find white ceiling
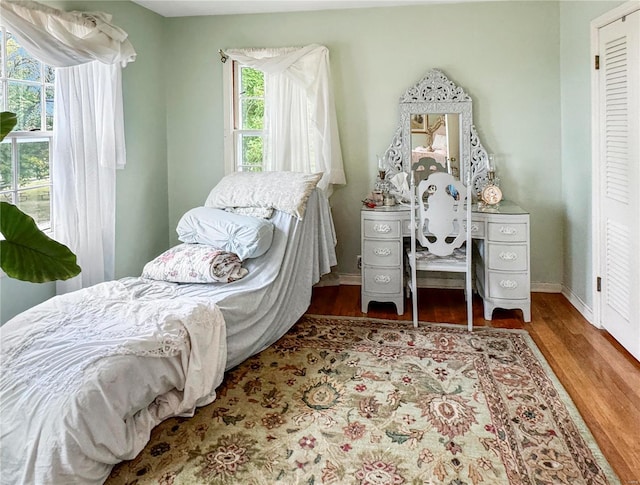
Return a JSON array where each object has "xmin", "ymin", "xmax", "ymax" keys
[{"xmin": 130, "ymin": 0, "xmax": 456, "ymax": 18}]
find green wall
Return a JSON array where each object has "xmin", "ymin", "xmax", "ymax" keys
[
  {"xmin": 165, "ymin": 1, "xmax": 563, "ymax": 286},
  {"xmin": 559, "ymin": 0, "xmax": 625, "ymax": 310},
  {"xmin": 1, "ymin": 1, "xmax": 168, "ymax": 323},
  {"xmin": 2, "ymin": 0, "xmax": 626, "ymax": 323}
]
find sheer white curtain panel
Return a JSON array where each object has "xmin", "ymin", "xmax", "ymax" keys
[
  {"xmin": 0, "ymin": 0, "xmax": 136, "ymax": 67},
  {"xmin": 224, "ymin": 44, "xmax": 346, "ymax": 195},
  {"xmin": 0, "ymin": 0, "xmax": 135, "ymax": 293}
]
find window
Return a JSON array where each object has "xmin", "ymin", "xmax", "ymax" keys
[
  {"xmin": 232, "ymin": 62, "xmax": 265, "ymax": 172},
  {"xmin": 0, "ymin": 28, "xmax": 54, "ymax": 231},
  {"xmin": 222, "ymin": 46, "xmax": 344, "ymax": 192}
]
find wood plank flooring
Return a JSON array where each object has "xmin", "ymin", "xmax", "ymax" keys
[{"xmin": 307, "ymin": 285, "xmax": 640, "ymax": 482}]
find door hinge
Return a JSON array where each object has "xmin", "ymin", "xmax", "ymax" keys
[
  {"xmin": 597, "ymin": 276, "xmax": 602, "ymax": 292},
  {"xmin": 595, "ymin": 55, "xmax": 600, "ymax": 70}
]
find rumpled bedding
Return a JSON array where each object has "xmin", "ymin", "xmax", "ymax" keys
[
  {"xmin": 0, "ymin": 281, "xmax": 226, "ymax": 485},
  {"xmin": 0, "ymin": 188, "xmax": 337, "ymax": 484}
]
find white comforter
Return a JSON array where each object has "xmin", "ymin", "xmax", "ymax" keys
[{"xmin": 0, "ymin": 281, "xmax": 226, "ymax": 485}]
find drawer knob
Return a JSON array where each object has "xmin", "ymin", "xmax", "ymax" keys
[
  {"xmin": 499, "ymin": 226, "xmax": 517, "ymax": 235},
  {"xmin": 499, "ymin": 251, "xmax": 518, "ymax": 261},
  {"xmin": 373, "ymin": 247, "xmax": 392, "ymax": 256},
  {"xmin": 373, "ymin": 224, "xmax": 392, "ymax": 233},
  {"xmin": 499, "ymin": 279, "xmax": 518, "ymax": 289},
  {"xmin": 374, "ymin": 275, "xmax": 392, "ymax": 284},
  {"xmin": 464, "ymin": 222, "xmax": 480, "ymax": 233}
]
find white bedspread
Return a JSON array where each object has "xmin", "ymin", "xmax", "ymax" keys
[
  {"xmin": 0, "ymin": 188, "xmax": 336, "ymax": 484},
  {"xmin": 0, "ymin": 281, "xmax": 226, "ymax": 485}
]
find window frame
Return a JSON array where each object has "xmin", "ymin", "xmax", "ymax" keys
[
  {"xmin": 0, "ymin": 27, "xmax": 54, "ymax": 233},
  {"xmin": 223, "ymin": 59, "xmax": 266, "ymax": 174}
]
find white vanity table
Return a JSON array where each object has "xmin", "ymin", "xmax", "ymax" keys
[
  {"xmin": 364, "ymin": 69, "xmax": 532, "ymax": 323},
  {"xmin": 360, "ymin": 202, "xmax": 531, "ymax": 322}
]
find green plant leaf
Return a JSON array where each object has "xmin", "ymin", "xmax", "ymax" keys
[
  {"xmin": 0, "ymin": 111, "xmax": 18, "ymax": 142},
  {"xmin": 0, "ymin": 201, "xmax": 81, "ymax": 283}
]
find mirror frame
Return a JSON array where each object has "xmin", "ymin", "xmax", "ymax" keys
[{"xmin": 384, "ymin": 69, "xmax": 490, "ymax": 194}]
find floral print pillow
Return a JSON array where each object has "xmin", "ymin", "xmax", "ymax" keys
[{"xmin": 142, "ymin": 244, "xmax": 248, "ymax": 283}]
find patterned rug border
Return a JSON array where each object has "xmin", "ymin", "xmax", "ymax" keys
[{"xmin": 303, "ymin": 313, "xmax": 621, "ymax": 484}]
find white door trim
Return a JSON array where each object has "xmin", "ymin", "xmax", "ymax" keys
[{"xmin": 590, "ymin": 0, "xmax": 640, "ymax": 330}]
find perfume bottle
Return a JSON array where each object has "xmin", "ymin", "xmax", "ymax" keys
[
  {"xmin": 375, "ymin": 155, "xmax": 389, "ymax": 194},
  {"xmin": 486, "ymin": 154, "xmax": 500, "ymax": 188}
]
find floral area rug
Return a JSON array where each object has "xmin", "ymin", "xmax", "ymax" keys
[{"xmin": 108, "ymin": 315, "xmax": 619, "ymax": 485}]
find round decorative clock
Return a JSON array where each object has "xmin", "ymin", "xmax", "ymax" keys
[{"xmin": 481, "ymin": 183, "xmax": 503, "ymax": 205}]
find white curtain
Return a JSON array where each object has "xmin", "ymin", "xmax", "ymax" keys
[
  {"xmin": 0, "ymin": 0, "xmax": 135, "ymax": 293},
  {"xmin": 224, "ymin": 45, "xmax": 346, "ymax": 194}
]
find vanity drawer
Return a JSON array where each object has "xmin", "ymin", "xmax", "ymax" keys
[
  {"xmin": 487, "ymin": 222, "xmax": 527, "ymax": 242},
  {"xmin": 363, "ymin": 267, "xmax": 403, "ymax": 295},
  {"xmin": 363, "ymin": 240, "xmax": 401, "ymax": 267},
  {"xmin": 465, "ymin": 220, "xmax": 485, "ymax": 238},
  {"xmin": 363, "ymin": 219, "xmax": 401, "ymax": 239},
  {"xmin": 487, "ymin": 243, "xmax": 528, "ymax": 271},
  {"xmin": 487, "ymin": 272, "xmax": 530, "ymax": 300},
  {"xmin": 402, "ymin": 217, "xmax": 412, "ymax": 237}
]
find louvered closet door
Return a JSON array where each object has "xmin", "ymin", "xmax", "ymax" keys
[{"xmin": 598, "ymin": 9, "xmax": 640, "ymax": 361}]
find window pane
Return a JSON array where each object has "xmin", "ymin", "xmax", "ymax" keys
[
  {"xmin": 0, "ymin": 142, "xmax": 12, "ymax": 191},
  {"xmin": 18, "ymin": 139, "xmax": 49, "ymax": 189},
  {"xmin": 45, "ymin": 86, "xmax": 54, "ymax": 130},
  {"xmin": 6, "ymin": 33, "xmax": 41, "ymax": 81},
  {"xmin": 8, "ymin": 82, "xmax": 42, "ymax": 131},
  {"xmin": 18, "ymin": 187, "xmax": 50, "ymax": 230},
  {"xmin": 45, "ymin": 66, "xmax": 55, "ymax": 83},
  {"xmin": 240, "ymin": 135, "xmax": 263, "ymax": 170},
  {"xmin": 0, "ymin": 192, "xmax": 13, "ymax": 204},
  {"xmin": 241, "ymin": 99, "xmax": 264, "ymax": 130},
  {"xmin": 240, "ymin": 67, "xmax": 264, "ymax": 97}
]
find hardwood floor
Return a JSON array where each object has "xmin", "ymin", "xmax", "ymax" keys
[{"xmin": 307, "ymin": 285, "xmax": 640, "ymax": 482}]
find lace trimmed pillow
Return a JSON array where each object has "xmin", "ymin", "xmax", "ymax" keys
[
  {"xmin": 204, "ymin": 171, "xmax": 323, "ymax": 219},
  {"xmin": 142, "ymin": 244, "xmax": 248, "ymax": 283},
  {"xmin": 224, "ymin": 207, "xmax": 274, "ymax": 219}
]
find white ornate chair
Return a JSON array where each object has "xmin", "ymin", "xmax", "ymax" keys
[{"xmin": 407, "ymin": 170, "xmax": 473, "ymax": 330}]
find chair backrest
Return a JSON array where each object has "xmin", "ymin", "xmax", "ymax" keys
[
  {"xmin": 415, "ymin": 171, "xmax": 470, "ymax": 257},
  {"xmin": 411, "ymin": 157, "xmax": 446, "ymax": 184}
]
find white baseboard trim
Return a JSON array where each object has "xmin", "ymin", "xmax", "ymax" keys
[
  {"xmin": 339, "ymin": 273, "xmax": 563, "ymax": 293},
  {"xmin": 338, "ymin": 273, "xmax": 361, "ymax": 286},
  {"xmin": 339, "ymin": 273, "xmax": 467, "ymax": 288},
  {"xmin": 561, "ymin": 285, "xmax": 597, "ymax": 327},
  {"xmin": 338, "ymin": 274, "xmax": 599, "ymax": 327},
  {"xmin": 531, "ymin": 282, "xmax": 562, "ymax": 293}
]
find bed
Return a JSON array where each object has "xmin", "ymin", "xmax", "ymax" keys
[
  {"xmin": 411, "ymin": 145, "xmax": 447, "ymax": 168},
  {"xmin": 411, "ymin": 129, "xmax": 449, "ymax": 169},
  {"xmin": 0, "ymin": 172, "xmax": 336, "ymax": 484}
]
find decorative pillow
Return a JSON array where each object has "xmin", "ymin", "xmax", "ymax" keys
[
  {"xmin": 225, "ymin": 207, "xmax": 274, "ymax": 219},
  {"xmin": 176, "ymin": 207, "xmax": 274, "ymax": 260},
  {"xmin": 142, "ymin": 244, "xmax": 248, "ymax": 283},
  {"xmin": 204, "ymin": 171, "xmax": 323, "ymax": 219}
]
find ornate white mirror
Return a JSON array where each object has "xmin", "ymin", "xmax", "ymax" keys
[{"xmin": 383, "ymin": 69, "xmax": 490, "ymax": 199}]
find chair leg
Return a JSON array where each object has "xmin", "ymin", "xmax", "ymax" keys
[
  {"xmin": 411, "ymin": 259, "xmax": 418, "ymax": 328},
  {"xmin": 466, "ymin": 272, "xmax": 473, "ymax": 331},
  {"xmin": 412, "ymin": 282, "xmax": 418, "ymax": 328}
]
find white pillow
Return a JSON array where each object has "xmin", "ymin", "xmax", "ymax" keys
[
  {"xmin": 177, "ymin": 207, "xmax": 274, "ymax": 260},
  {"xmin": 142, "ymin": 244, "xmax": 248, "ymax": 283},
  {"xmin": 432, "ymin": 133, "xmax": 447, "ymax": 151},
  {"xmin": 204, "ymin": 171, "xmax": 323, "ymax": 219}
]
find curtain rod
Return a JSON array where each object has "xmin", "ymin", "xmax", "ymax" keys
[{"xmin": 218, "ymin": 49, "xmax": 228, "ymax": 63}]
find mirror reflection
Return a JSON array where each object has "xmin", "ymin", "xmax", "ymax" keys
[{"xmin": 409, "ymin": 113, "xmax": 460, "ymax": 183}]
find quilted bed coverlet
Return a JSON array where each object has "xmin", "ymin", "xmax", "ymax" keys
[{"xmin": 0, "ymin": 280, "xmax": 226, "ymax": 484}]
